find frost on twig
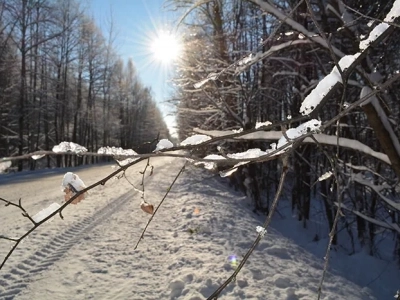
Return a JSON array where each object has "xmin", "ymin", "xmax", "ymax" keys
[
  {"xmin": 256, "ymin": 226, "xmax": 267, "ymax": 237},
  {"xmin": 193, "ymin": 72, "xmax": 218, "ymax": 89}
]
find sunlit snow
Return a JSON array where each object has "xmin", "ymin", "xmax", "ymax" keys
[
  {"xmin": 255, "ymin": 121, "xmax": 272, "ymax": 129},
  {"xmin": 0, "ymin": 161, "xmax": 11, "ymax": 173},
  {"xmin": 32, "ymin": 154, "xmax": 45, "ymax": 160},
  {"xmin": 32, "ymin": 203, "xmax": 61, "ymax": 223},
  {"xmin": 98, "ymin": 146, "xmax": 139, "ymax": 166},
  {"xmin": 300, "ymin": 54, "xmax": 359, "ymax": 115},
  {"xmin": 277, "ymin": 119, "xmax": 321, "ymax": 150},
  {"xmin": 62, "ymin": 172, "xmax": 86, "ymax": 192},
  {"xmin": 154, "ymin": 139, "xmax": 174, "ymax": 151},
  {"xmin": 181, "ymin": 134, "xmax": 211, "ymax": 146},
  {"xmin": 52, "ymin": 142, "xmax": 87, "ymax": 153}
]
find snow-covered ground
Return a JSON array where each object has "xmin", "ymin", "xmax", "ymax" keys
[{"xmin": 0, "ymin": 157, "xmax": 398, "ymax": 299}]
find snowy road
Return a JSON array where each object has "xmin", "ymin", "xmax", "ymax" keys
[{"xmin": 0, "ymin": 157, "xmax": 396, "ymax": 299}]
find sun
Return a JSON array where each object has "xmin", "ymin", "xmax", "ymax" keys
[{"xmin": 151, "ymin": 30, "xmax": 182, "ymax": 64}]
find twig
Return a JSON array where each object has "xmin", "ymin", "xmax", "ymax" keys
[
  {"xmin": 0, "ymin": 236, "xmax": 18, "ymax": 242},
  {"xmin": 0, "ymin": 157, "xmax": 147, "ymax": 270},
  {"xmin": 207, "ymin": 154, "xmax": 290, "ymax": 299},
  {"xmin": 134, "ymin": 162, "xmax": 187, "ymax": 250},
  {"xmin": 0, "ymin": 197, "xmax": 36, "ymax": 225}
]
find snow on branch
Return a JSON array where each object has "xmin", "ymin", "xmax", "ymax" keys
[
  {"xmin": 337, "ymin": 202, "xmax": 400, "ymax": 234},
  {"xmin": 32, "ymin": 203, "xmax": 61, "ymax": 223},
  {"xmin": 53, "ymin": 141, "xmax": 87, "ymax": 154},
  {"xmin": 193, "ymin": 128, "xmax": 390, "ymax": 165},
  {"xmin": 234, "ymin": 40, "xmax": 311, "ymax": 74},
  {"xmin": 97, "ymin": 146, "xmax": 139, "ymax": 166},
  {"xmin": 359, "ymin": 0, "xmax": 400, "ymax": 50},
  {"xmin": 300, "ymin": 54, "xmax": 360, "ymax": 115},
  {"xmin": 181, "ymin": 134, "xmax": 212, "ymax": 146},
  {"xmin": 252, "ymin": 0, "xmax": 400, "ymax": 116},
  {"xmin": 251, "ymin": 0, "xmax": 345, "ymax": 57},
  {"xmin": 154, "ymin": 139, "xmax": 174, "ymax": 152},
  {"xmin": 352, "ymin": 173, "xmax": 400, "ymax": 212}
]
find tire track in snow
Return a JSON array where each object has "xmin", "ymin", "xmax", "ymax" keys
[{"xmin": 0, "ymin": 191, "xmax": 133, "ymax": 300}]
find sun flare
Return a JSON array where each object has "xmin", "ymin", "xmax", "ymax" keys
[{"xmin": 151, "ymin": 30, "xmax": 182, "ymax": 64}]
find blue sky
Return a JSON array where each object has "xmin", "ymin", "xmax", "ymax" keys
[{"xmin": 88, "ymin": 0, "xmax": 180, "ymax": 136}]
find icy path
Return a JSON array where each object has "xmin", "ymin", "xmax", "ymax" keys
[{"xmin": 0, "ymin": 157, "xmax": 393, "ymax": 299}]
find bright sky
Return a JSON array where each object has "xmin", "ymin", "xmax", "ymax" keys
[{"xmin": 88, "ymin": 0, "xmax": 180, "ymax": 137}]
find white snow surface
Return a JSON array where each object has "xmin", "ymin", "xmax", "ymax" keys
[
  {"xmin": 0, "ymin": 158, "xmax": 399, "ymax": 299},
  {"xmin": 181, "ymin": 134, "xmax": 211, "ymax": 146},
  {"xmin": 154, "ymin": 139, "xmax": 174, "ymax": 151},
  {"xmin": 52, "ymin": 142, "xmax": 87, "ymax": 153}
]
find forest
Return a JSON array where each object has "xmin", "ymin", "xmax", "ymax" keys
[
  {"xmin": 170, "ymin": 0, "xmax": 400, "ymax": 263},
  {"xmin": 0, "ymin": 0, "xmax": 400, "ymax": 289},
  {"xmin": 0, "ymin": 0, "xmax": 170, "ymax": 171}
]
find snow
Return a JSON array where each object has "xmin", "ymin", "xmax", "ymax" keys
[
  {"xmin": 255, "ymin": 226, "xmax": 267, "ymax": 236},
  {"xmin": 180, "ymin": 134, "xmax": 211, "ymax": 146},
  {"xmin": 255, "ymin": 121, "xmax": 272, "ymax": 129},
  {"xmin": 360, "ymin": 86, "xmax": 400, "ymax": 158},
  {"xmin": 352, "ymin": 172, "xmax": 400, "ymax": 212},
  {"xmin": 97, "ymin": 146, "xmax": 139, "ymax": 166},
  {"xmin": 32, "ymin": 203, "xmax": 61, "ymax": 223},
  {"xmin": 358, "ymin": 0, "xmax": 400, "ymax": 51},
  {"xmin": 385, "ymin": 0, "xmax": 400, "ymax": 22},
  {"xmin": 300, "ymin": 54, "xmax": 360, "ymax": 115},
  {"xmin": 318, "ymin": 171, "xmax": 333, "ymax": 181},
  {"xmin": 196, "ymin": 154, "xmax": 226, "ymax": 170},
  {"xmin": 0, "ymin": 161, "xmax": 11, "ymax": 173},
  {"xmin": 31, "ymin": 154, "xmax": 45, "ymax": 160},
  {"xmin": 61, "ymin": 172, "xmax": 86, "ymax": 192},
  {"xmin": 0, "ymin": 159, "xmax": 399, "ymax": 299},
  {"xmin": 227, "ymin": 148, "xmax": 268, "ymax": 160},
  {"xmin": 277, "ymin": 119, "xmax": 321, "ymax": 150},
  {"xmin": 154, "ymin": 139, "xmax": 174, "ymax": 151},
  {"xmin": 52, "ymin": 142, "xmax": 87, "ymax": 153},
  {"xmin": 193, "ymin": 73, "xmax": 218, "ymax": 89},
  {"xmin": 194, "ymin": 128, "xmax": 390, "ymax": 165},
  {"xmin": 338, "ymin": 202, "xmax": 400, "ymax": 235},
  {"xmin": 359, "ymin": 23, "xmax": 389, "ymax": 50}
]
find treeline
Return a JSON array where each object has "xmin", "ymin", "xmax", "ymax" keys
[
  {"xmin": 0, "ymin": 0, "xmax": 169, "ymax": 170},
  {"xmin": 171, "ymin": 0, "xmax": 400, "ymax": 259}
]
